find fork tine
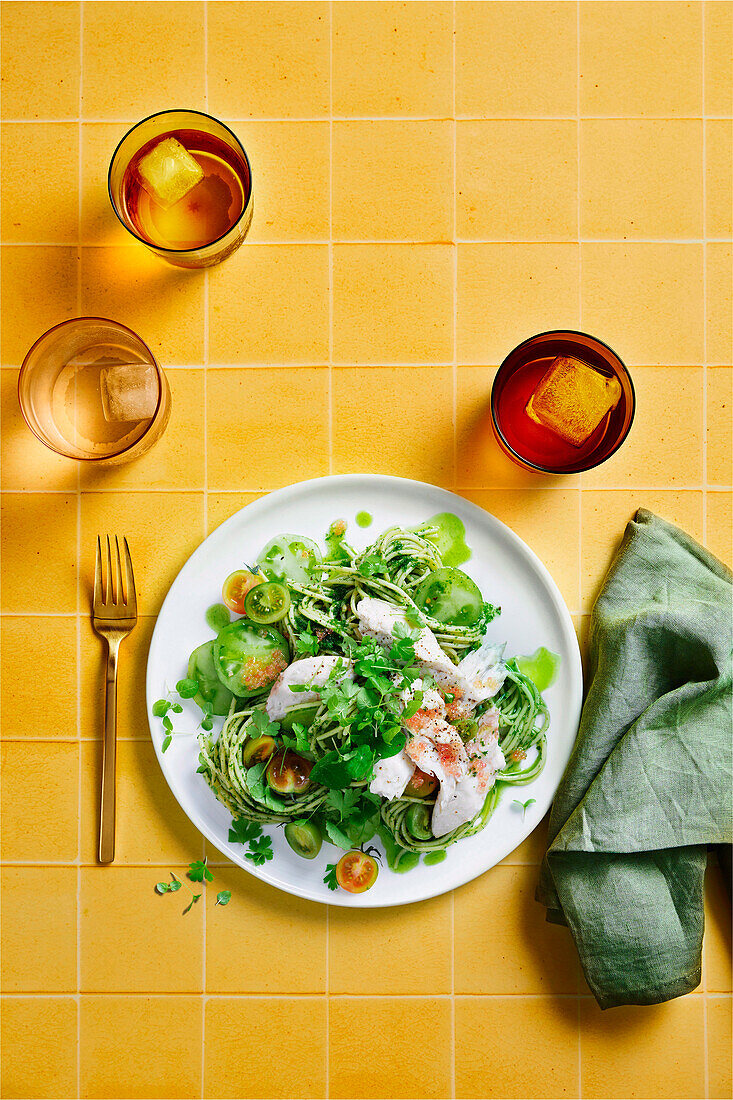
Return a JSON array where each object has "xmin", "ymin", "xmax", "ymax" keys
[
  {"xmin": 94, "ymin": 536, "xmax": 103, "ymax": 611},
  {"xmin": 105, "ymin": 535, "xmax": 114, "ymax": 605},
  {"xmin": 114, "ymin": 536, "xmax": 125, "ymax": 606},
  {"xmin": 123, "ymin": 537, "xmax": 137, "ymax": 614}
]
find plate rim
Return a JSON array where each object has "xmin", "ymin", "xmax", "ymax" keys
[{"xmin": 146, "ymin": 473, "xmax": 583, "ymax": 907}]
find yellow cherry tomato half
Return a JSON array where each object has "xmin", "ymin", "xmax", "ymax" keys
[
  {"xmin": 335, "ymin": 850, "xmax": 379, "ymax": 893},
  {"xmin": 222, "ymin": 569, "xmax": 263, "ymax": 614}
]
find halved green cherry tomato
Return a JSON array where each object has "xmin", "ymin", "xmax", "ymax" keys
[
  {"xmin": 284, "ymin": 821, "xmax": 322, "ymax": 859},
  {"xmin": 244, "ymin": 581, "xmax": 291, "ymax": 625},
  {"xmin": 187, "ymin": 641, "xmax": 234, "ymax": 716},
  {"xmin": 405, "ymin": 767, "xmax": 438, "ymax": 799},
  {"xmin": 414, "ymin": 567, "xmax": 483, "ymax": 627},
  {"xmin": 213, "ymin": 620, "xmax": 289, "ymax": 698},
  {"xmin": 242, "ymin": 734, "xmax": 277, "ymax": 767},
  {"xmin": 266, "ymin": 751, "xmax": 313, "ymax": 794},
  {"xmin": 406, "ymin": 802, "xmax": 433, "ymax": 840},
  {"xmin": 336, "ymin": 850, "xmax": 379, "ymax": 893},
  {"xmin": 222, "ymin": 569, "xmax": 264, "ymax": 614},
  {"xmin": 257, "ymin": 534, "xmax": 322, "ymax": 585},
  {"xmin": 279, "ymin": 705, "xmax": 319, "ymax": 732}
]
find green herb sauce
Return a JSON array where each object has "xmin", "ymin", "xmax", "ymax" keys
[
  {"xmin": 206, "ymin": 603, "xmax": 230, "ymax": 633},
  {"xmin": 356, "ymin": 511, "xmax": 373, "ymax": 528},
  {"xmin": 422, "ymin": 512, "xmax": 471, "ymax": 566},
  {"xmin": 424, "ymin": 850, "xmax": 447, "ymax": 865},
  {"xmin": 516, "ymin": 647, "xmax": 560, "ymax": 693}
]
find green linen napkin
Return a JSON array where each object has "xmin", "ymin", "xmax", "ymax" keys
[{"xmin": 537, "ymin": 509, "xmax": 732, "ymax": 1009}]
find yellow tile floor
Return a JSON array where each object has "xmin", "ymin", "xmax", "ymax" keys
[{"xmin": 1, "ymin": 2, "xmax": 731, "ymax": 1098}]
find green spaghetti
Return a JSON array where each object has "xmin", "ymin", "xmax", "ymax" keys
[{"xmin": 181, "ymin": 514, "xmax": 551, "ymax": 894}]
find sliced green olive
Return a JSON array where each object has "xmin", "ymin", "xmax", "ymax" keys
[
  {"xmin": 242, "ymin": 734, "xmax": 277, "ymax": 767},
  {"xmin": 284, "ymin": 820, "xmax": 322, "ymax": 859}
]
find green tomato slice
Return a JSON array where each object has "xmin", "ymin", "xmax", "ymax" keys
[
  {"xmin": 257, "ymin": 534, "xmax": 322, "ymax": 585},
  {"xmin": 244, "ymin": 581, "xmax": 291, "ymax": 624},
  {"xmin": 284, "ymin": 821, "xmax": 323, "ymax": 860},
  {"xmin": 187, "ymin": 641, "xmax": 235, "ymax": 716},
  {"xmin": 213, "ymin": 620, "xmax": 290, "ymax": 698},
  {"xmin": 414, "ymin": 567, "xmax": 484, "ymax": 627}
]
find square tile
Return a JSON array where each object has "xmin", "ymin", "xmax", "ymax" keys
[
  {"xmin": 82, "ymin": 1, "xmax": 204, "ymax": 118},
  {"xmin": 207, "ymin": 367, "xmax": 329, "ymax": 488},
  {"xmin": 79, "ymin": 740, "xmax": 205, "ymax": 864},
  {"xmin": 80, "ymin": 866, "xmax": 203, "ymax": 991},
  {"xmin": 454, "ymin": 863, "xmax": 579, "ymax": 993},
  {"xmin": 583, "ymin": 367, "xmax": 703, "ymax": 488},
  {"xmin": 705, "ymin": 2, "xmax": 733, "ymax": 116},
  {"xmin": 705, "ymin": 858, "xmax": 733, "ymax": 992},
  {"xmin": 1, "ymin": 123, "xmax": 78, "ymax": 242},
  {"xmin": 459, "ymin": 488, "xmax": 580, "ymax": 610},
  {"xmin": 580, "ymin": 121, "xmax": 703, "ymax": 239},
  {"xmin": 1, "ymin": 369, "xmax": 79, "ymax": 491},
  {"xmin": 1, "ymin": 867, "xmax": 77, "ymax": 992},
  {"xmin": 1, "ymin": 616, "xmax": 78, "ymax": 739},
  {"xmin": 500, "ymin": 810, "xmax": 551, "ymax": 865},
  {"xmin": 581, "ymin": 244, "xmax": 704, "ymax": 365},
  {"xmin": 455, "ymin": 365, "xmax": 557, "ymax": 489},
  {"xmin": 79, "ymin": 368, "xmax": 205, "ymax": 490},
  {"xmin": 0, "ymin": 246, "xmax": 78, "ymax": 365},
  {"xmin": 0, "ymin": 998, "xmax": 77, "ymax": 1100},
  {"xmin": 580, "ymin": 996, "xmax": 705, "ymax": 1099},
  {"xmin": 457, "ymin": 121, "xmax": 577, "ymax": 241},
  {"xmin": 234, "ymin": 121, "xmax": 329, "ymax": 242},
  {"xmin": 457, "ymin": 1, "xmax": 577, "ymax": 118},
  {"xmin": 332, "ymin": 367, "xmax": 454, "ymax": 484},
  {"xmin": 330, "ymin": 997, "xmax": 451, "ymax": 1099},
  {"xmin": 707, "ymin": 491, "xmax": 732, "ymax": 567},
  {"xmin": 81, "ymin": 122, "xmax": 137, "ymax": 245},
  {"xmin": 455, "ymin": 995, "xmax": 579, "ymax": 1098},
  {"xmin": 709, "ymin": 997, "xmax": 733, "ymax": 1100},
  {"xmin": 1, "ymin": 493, "xmax": 77, "ymax": 613},
  {"xmin": 206, "ymin": 865, "xmax": 326, "ymax": 992},
  {"xmin": 80, "ymin": 247, "xmax": 205, "ymax": 366},
  {"xmin": 333, "ymin": 1, "xmax": 453, "ymax": 117},
  {"xmin": 580, "ymin": 490, "xmax": 703, "ymax": 607},
  {"xmin": 706, "ymin": 121, "xmax": 733, "ymax": 238},
  {"xmin": 79, "ymin": 614, "xmax": 155, "ymax": 740},
  {"xmin": 80, "ymin": 995, "xmax": 202, "ymax": 1100},
  {"xmin": 208, "ymin": 2, "xmax": 329, "ymax": 119},
  {"xmin": 1, "ymin": 742, "xmax": 79, "ymax": 861},
  {"xmin": 207, "ymin": 491, "xmax": 266, "ymax": 534},
  {"xmin": 579, "ymin": 1, "xmax": 702, "ymax": 116},
  {"xmin": 80, "ymin": 492, "xmax": 203, "ymax": 615},
  {"xmin": 0, "ymin": 2, "xmax": 80, "ymax": 119},
  {"xmin": 205, "ymin": 997, "xmax": 327, "ymax": 1099},
  {"xmin": 708, "ymin": 368, "xmax": 732, "ymax": 486},
  {"xmin": 333, "ymin": 120, "xmax": 452, "ymax": 241},
  {"xmin": 333, "ymin": 244, "xmax": 453, "ymax": 363},
  {"xmin": 458, "ymin": 244, "xmax": 580, "ymax": 364},
  {"xmin": 208, "ymin": 245, "xmax": 329, "ymax": 363},
  {"xmin": 707, "ymin": 244, "xmax": 732, "ymax": 365},
  {"xmin": 329, "ymin": 894, "xmax": 452, "ymax": 994}
]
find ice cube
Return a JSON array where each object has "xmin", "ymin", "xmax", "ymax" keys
[
  {"xmin": 525, "ymin": 355, "xmax": 622, "ymax": 447},
  {"xmin": 100, "ymin": 363, "xmax": 158, "ymax": 423},
  {"xmin": 137, "ymin": 137, "xmax": 204, "ymax": 209}
]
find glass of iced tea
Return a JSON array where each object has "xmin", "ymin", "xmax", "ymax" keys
[
  {"xmin": 19, "ymin": 318, "xmax": 171, "ymax": 464},
  {"xmin": 491, "ymin": 330, "xmax": 635, "ymax": 474},
  {"xmin": 108, "ymin": 109, "xmax": 253, "ymax": 268}
]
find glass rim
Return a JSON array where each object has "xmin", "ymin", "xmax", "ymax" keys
[
  {"xmin": 490, "ymin": 328, "xmax": 637, "ymax": 475},
  {"xmin": 107, "ymin": 108, "xmax": 253, "ymax": 255},
  {"xmin": 18, "ymin": 316, "xmax": 166, "ymax": 462}
]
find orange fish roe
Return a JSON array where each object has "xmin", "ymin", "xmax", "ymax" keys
[
  {"xmin": 242, "ymin": 651, "xmax": 289, "ymax": 690},
  {"xmin": 404, "ymin": 707, "xmax": 444, "ymax": 734},
  {"xmin": 510, "ymin": 748, "xmax": 527, "ymax": 762}
]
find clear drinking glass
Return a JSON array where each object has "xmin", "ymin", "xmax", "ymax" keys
[
  {"xmin": 108, "ymin": 109, "xmax": 253, "ymax": 268},
  {"xmin": 19, "ymin": 317, "xmax": 171, "ymax": 465}
]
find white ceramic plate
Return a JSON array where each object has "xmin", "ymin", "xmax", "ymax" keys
[{"xmin": 147, "ymin": 475, "xmax": 582, "ymax": 907}]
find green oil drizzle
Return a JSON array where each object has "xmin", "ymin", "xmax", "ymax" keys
[
  {"xmin": 424, "ymin": 850, "xmax": 447, "ymax": 865},
  {"xmin": 356, "ymin": 511, "xmax": 373, "ymax": 528},
  {"xmin": 516, "ymin": 647, "xmax": 561, "ymax": 693},
  {"xmin": 206, "ymin": 603, "xmax": 230, "ymax": 633},
  {"xmin": 422, "ymin": 512, "xmax": 471, "ymax": 566}
]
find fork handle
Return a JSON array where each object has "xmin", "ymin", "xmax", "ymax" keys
[{"xmin": 99, "ymin": 638, "xmax": 120, "ymax": 864}]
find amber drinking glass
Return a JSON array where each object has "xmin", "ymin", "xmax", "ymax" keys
[
  {"xmin": 491, "ymin": 330, "xmax": 635, "ymax": 475},
  {"xmin": 19, "ymin": 318, "xmax": 171, "ymax": 464},
  {"xmin": 108, "ymin": 109, "xmax": 253, "ymax": 268}
]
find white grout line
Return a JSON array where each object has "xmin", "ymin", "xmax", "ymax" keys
[
  {"xmin": 75, "ymin": 7, "xmax": 84, "ymax": 1096},
  {"xmin": 202, "ymin": 8, "xmax": 209, "ymax": 1096},
  {"xmin": 325, "ymin": 7, "xmax": 334, "ymax": 1095},
  {"xmin": 3, "ymin": 237, "xmax": 732, "ymax": 246},
  {"xmin": 4, "ymin": 115, "xmax": 733, "ymax": 123},
  {"xmin": 451, "ymin": 4, "xmax": 458, "ymax": 1095},
  {"xmin": 701, "ymin": 10, "xmax": 710, "ymax": 1096},
  {"xmin": 576, "ymin": 7, "xmax": 584, "ymax": 1093}
]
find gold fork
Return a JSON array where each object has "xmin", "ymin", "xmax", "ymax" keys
[{"xmin": 93, "ymin": 536, "xmax": 137, "ymax": 864}]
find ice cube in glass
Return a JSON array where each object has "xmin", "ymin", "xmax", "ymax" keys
[
  {"xmin": 137, "ymin": 137, "xmax": 203, "ymax": 209},
  {"xmin": 100, "ymin": 363, "xmax": 158, "ymax": 423},
  {"xmin": 525, "ymin": 355, "xmax": 622, "ymax": 447}
]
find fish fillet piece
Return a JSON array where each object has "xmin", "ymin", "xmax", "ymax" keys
[{"xmin": 266, "ymin": 655, "xmax": 353, "ymax": 720}]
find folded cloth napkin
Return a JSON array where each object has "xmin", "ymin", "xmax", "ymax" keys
[{"xmin": 537, "ymin": 509, "xmax": 732, "ymax": 1009}]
